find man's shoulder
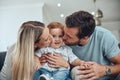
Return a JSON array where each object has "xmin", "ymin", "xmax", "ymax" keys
[
  {"xmin": 93, "ymin": 26, "xmax": 113, "ymax": 38},
  {"xmin": 62, "ymin": 44, "xmax": 74, "ymax": 50},
  {"xmin": 95, "ymin": 26, "xmax": 111, "ymax": 34},
  {"xmin": 68, "ymin": 45, "xmax": 78, "ymax": 50}
]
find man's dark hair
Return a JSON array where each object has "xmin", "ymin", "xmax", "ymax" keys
[{"xmin": 65, "ymin": 11, "xmax": 95, "ymax": 38}]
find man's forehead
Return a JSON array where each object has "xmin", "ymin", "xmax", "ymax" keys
[{"xmin": 64, "ymin": 27, "xmax": 79, "ymax": 34}]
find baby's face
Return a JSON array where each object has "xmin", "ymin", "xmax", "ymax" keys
[{"xmin": 50, "ymin": 28, "xmax": 63, "ymax": 48}]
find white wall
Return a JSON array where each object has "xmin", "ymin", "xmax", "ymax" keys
[
  {"xmin": 0, "ymin": 0, "xmax": 119, "ymax": 51},
  {"xmin": 0, "ymin": 3, "xmax": 44, "ymax": 51},
  {"xmin": 102, "ymin": 21, "xmax": 120, "ymax": 42}
]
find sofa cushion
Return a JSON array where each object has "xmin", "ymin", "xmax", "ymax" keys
[{"xmin": 0, "ymin": 51, "xmax": 6, "ymax": 71}]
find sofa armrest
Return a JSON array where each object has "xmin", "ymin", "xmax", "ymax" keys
[{"xmin": 0, "ymin": 51, "xmax": 6, "ymax": 71}]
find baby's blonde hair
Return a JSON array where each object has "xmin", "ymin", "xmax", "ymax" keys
[{"xmin": 47, "ymin": 22, "xmax": 64, "ymax": 36}]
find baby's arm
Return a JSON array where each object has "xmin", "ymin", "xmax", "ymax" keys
[
  {"xmin": 71, "ymin": 58, "xmax": 91, "ymax": 68},
  {"xmin": 71, "ymin": 58, "xmax": 84, "ymax": 66}
]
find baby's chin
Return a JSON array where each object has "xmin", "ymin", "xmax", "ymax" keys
[
  {"xmin": 54, "ymin": 46, "xmax": 61, "ymax": 49},
  {"xmin": 51, "ymin": 45, "xmax": 61, "ymax": 49}
]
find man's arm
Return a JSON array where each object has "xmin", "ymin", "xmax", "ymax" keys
[
  {"xmin": 77, "ymin": 53, "xmax": 120, "ymax": 80},
  {"xmin": 107, "ymin": 53, "xmax": 120, "ymax": 75}
]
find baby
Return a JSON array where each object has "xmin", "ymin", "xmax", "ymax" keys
[{"xmin": 34, "ymin": 22, "xmax": 90, "ymax": 80}]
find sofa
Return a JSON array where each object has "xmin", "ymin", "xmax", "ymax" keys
[
  {"xmin": 0, "ymin": 51, "xmax": 6, "ymax": 71},
  {"xmin": 0, "ymin": 44, "xmax": 120, "ymax": 72}
]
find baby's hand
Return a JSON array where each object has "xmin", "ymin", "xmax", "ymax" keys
[{"xmin": 80, "ymin": 61, "xmax": 92, "ymax": 69}]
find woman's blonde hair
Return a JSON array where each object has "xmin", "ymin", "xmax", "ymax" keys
[{"xmin": 12, "ymin": 21, "xmax": 44, "ymax": 80}]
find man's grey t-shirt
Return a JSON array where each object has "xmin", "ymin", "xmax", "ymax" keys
[{"xmin": 70, "ymin": 26, "xmax": 120, "ymax": 80}]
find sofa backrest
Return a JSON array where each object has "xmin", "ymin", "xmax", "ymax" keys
[{"xmin": 0, "ymin": 51, "xmax": 6, "ymax": 71}]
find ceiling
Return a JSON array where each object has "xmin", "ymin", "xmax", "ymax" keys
[
  {"xmin": 0, "ymin": 0, "xmax": 120, "ymax": 24},
  {"xmin": 0, "ymin": 0, "xmax": 120, "ymax": 51},
  {"xmin": 40, "ymin": 0, "xmax": 120, "ymax": 24}
]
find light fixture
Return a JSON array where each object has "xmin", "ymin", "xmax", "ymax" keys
[
  {"xmin": 60, "ymin": 14, "xmax": 64, "ymax": 18},
  {"xmin": 56, "ymin": 0, "xmax": 65, "ymax": 18},
  {"xmin": 57, "ymin": 3, "xmax": 61, "ymax": 7},
  {"xmin": 95, "ymin": 9, "xmax": 103, "ymax": 18},
  {"xmin": 92, "ymin": 0, "xmax": 103, "ymax": 26},
  {"xmin": 94, "ymin": 17, "xmax": 101, "ymax": 26}
]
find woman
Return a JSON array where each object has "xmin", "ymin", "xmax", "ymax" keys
[{"xmin": 0, "ymin": 21, "xmax": 50, "ymax": 80}]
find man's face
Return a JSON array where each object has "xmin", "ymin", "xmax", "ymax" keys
[{"xmin": 63, "ymin": 27, "xmax": 79, "ymax": 46}]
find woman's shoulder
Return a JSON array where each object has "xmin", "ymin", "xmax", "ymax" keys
[
  {"xmin": 0, "ymin": 44, "xmax": 15, "ymax": 80},
  {"xmin": 7, "ymin": 44, "xmax": 16, "ymax": 54}
]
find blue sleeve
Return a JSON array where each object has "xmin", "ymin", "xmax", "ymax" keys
[{"xmin": 103, "ymin": 31, "xmax": 120, "ymax": 59}]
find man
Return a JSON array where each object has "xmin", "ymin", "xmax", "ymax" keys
[{"xmin": 62, "ymin": 11, "xmax": 120, "ymax": 80}]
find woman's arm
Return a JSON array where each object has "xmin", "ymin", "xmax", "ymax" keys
[{"xmin": 0, "ymin": 44, "xmax": 15, "ymax": 80}]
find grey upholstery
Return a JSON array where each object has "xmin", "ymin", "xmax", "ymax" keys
[
  {"xmin": 0, "ymin": 43, "xmax": 120, "ymax": 72},
  {"xmin": 0, "ymin": 51, "xmax": 6, "ymax": 71},
  {"xmin": 118, "ymin": 43, "xmax": 120, "ymax": 48}
]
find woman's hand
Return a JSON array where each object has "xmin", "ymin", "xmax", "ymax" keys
[
  {"xmin": 34, "ymin": 56, "xmax": 41, "ymax": 70},
  {"xmin": 39, "ymin": 54, "xmax": 47, "ymax": 65},
  {"xmin": 77, "ymin": 62, "xmax": 106, "ymax": 80},
  {"xmin": 44, "ymin": 53, "xmax": 69, "ymax": 68}
]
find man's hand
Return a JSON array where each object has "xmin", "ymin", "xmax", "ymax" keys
[{"xmin": 77, "ymin": 62, "xmax": 106, "ymax": 80}]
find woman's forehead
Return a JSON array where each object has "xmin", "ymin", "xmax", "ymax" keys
[{"xmin": 40, "ymin": 27, "xmax": 49, "ymax": 39}]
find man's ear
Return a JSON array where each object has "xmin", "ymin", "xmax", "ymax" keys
[
  {"xmin": 82, "ymin": 36, "xmax": 90, "ymax": 43},
  {"xmin": 84, "ymin": 36, "xmax": 89, "ymax": 39}
]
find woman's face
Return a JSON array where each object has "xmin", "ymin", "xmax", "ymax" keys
[{"xmin": 36, "ymin": 27, "xmax": 51, "ymax": 48}]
